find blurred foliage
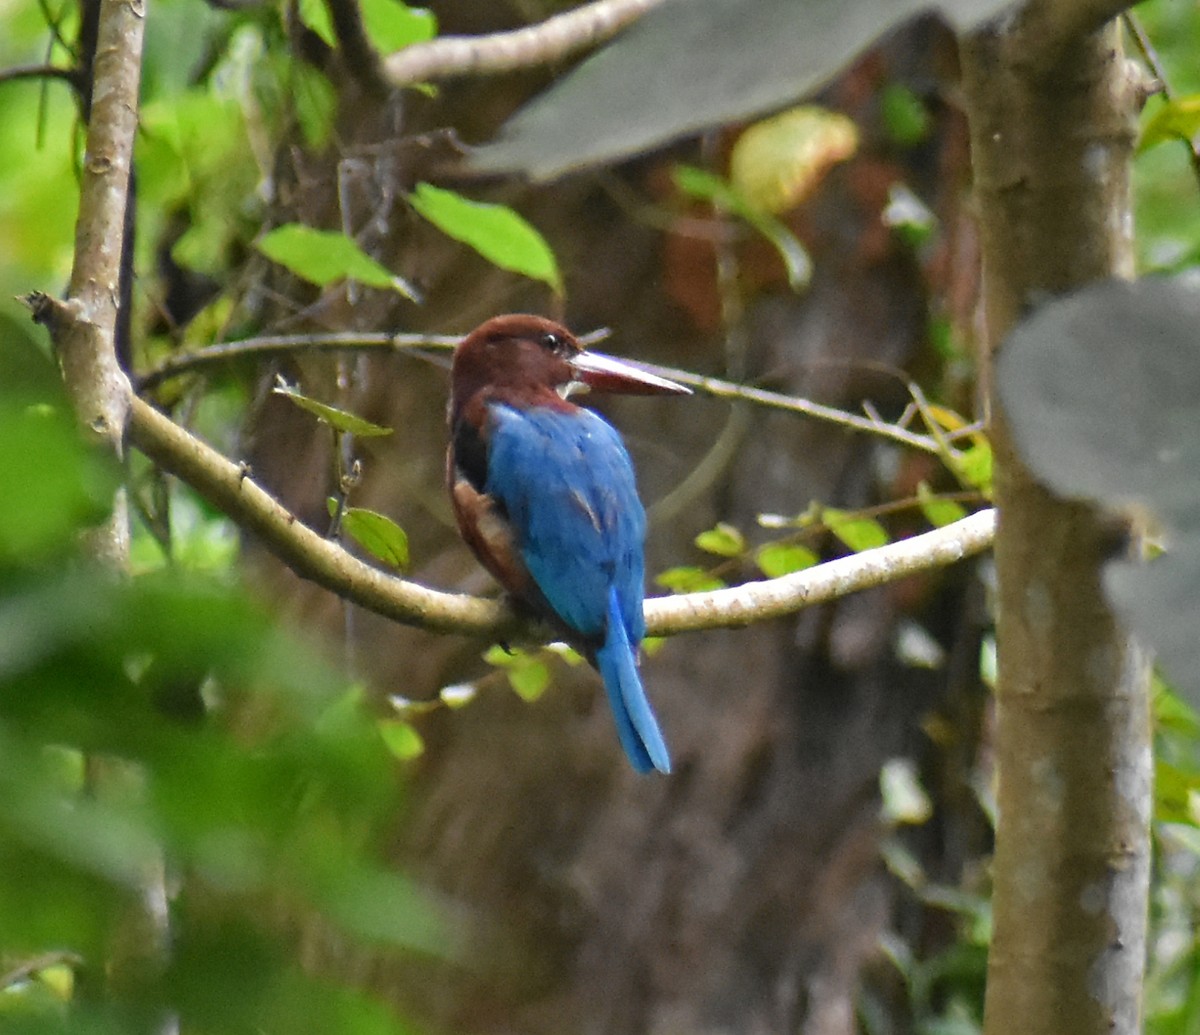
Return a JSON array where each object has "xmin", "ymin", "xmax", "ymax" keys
[{"xmin": 0, "ymin": 329, "xmax": 436, "ymax": 1031}]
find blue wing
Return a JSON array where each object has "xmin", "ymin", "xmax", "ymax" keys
[
  {"xmin": 485, "ymin": 403, "xmax": 669, "ymax": 773},
  {"xmin": 485, "ymin": 404, "xmax": 646, "ymax": 641}
]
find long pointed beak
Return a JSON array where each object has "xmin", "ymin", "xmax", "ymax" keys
[{"xmin": 568, "ymin": 351, "xmax": 692, "ymax": 396}]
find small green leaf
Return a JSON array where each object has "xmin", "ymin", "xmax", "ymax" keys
[
  {"xmin": 916, "ymin": 482, "xmax": 967, "ymax": 528},
  {"xmin": 257, "ymin": 224, "xmax": 419, "ymax": 298},
  {"xmin": 880, "ymin": 85, "xmax": 930, "ymax": 147},
  {"xmin": 274, "ymin": 378, "xmax": 394, "ymax": 437},
  {"xmin": 823, "ymin": 508, "xmax": 890, "ymax": 552},
  {"xmin": 755, "ymin": 542, "xmax": 818, "ymax": 578},
  {"xmin": 360, "ymin": 0, "xmax": 436, "ymax": 54},
  {"xmin": 641, "ymin": 636, "xmax": 665, "ymax": 656},
  {"xmin": 694, "ymin": 522, "xmax": 746, "ymax": 557},
  {"xmin": 296, "ymin": 0, "xmax": 335, "ymax": 45},
  {"xmin": 483, "ymin": 646, "xmax": 553, "ymax": 702},
  {"xmin": 341, "ymin": 506, "xmax": 410, "ymax": 570},
  {"xmin": 378, "ymin": 719, "xmax": 424, "ymax": 760},
  {"xmin": 673, "ymin": 164, "xmax": 812, "ymax": 289},
  {"xmin": 953, "ymin": 442, "xmax": 994, "ymax": 494},
  {"xmin": 508, "ymin": 658, "xmax": 551, "ymax": 702},
  {"xmin": 409, "ymin": 183, "xmax": 562, "ymax": 292},
  {"xmin": 1139, "ymin": 94, "xmax": 1200, "ymax": 152},
  {"xmin": 654, "ymin": 566, "xmax": 726, "ymax": 593}
]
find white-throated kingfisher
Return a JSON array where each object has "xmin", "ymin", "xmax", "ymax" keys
[{"xmin": 447, "ymin": 315, "xmax": 689, "ymax": 774}]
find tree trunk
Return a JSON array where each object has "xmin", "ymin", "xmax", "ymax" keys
[{"xmin": 960, "ymin": 13, "xmax": 1151, "ymax": 1035}]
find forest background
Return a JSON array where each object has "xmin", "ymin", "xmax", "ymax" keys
[{"xmin": 2, "ymin": 1, "xmax": 1200, "ymax": 1034}]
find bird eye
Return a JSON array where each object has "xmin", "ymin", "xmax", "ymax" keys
[{"xmin": 540, "ymin": 332, "xmax": 562, "ymax": 351}]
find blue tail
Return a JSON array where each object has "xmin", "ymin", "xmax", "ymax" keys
[{"xmin": 594, "ymin": 587, "xmax": 671, "ymax": 774}]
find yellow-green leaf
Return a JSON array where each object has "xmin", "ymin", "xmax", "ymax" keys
[
  {"xmin": 1140, "ymin": 94, "xmax": 1200, "ymax": 152},
  {"xmin": 694, "ymin": 521, "xmax": 746, "ymax": 557},
  {"xmin": 378, "ymin": 719, "xmax": 424, "ymax": 760},
  {"xmin": 329, "ymin": 501, "xmax": 409, "ymax": 570},
  {"xmin": 729, "ymin": 105, "xmax": 858, "ymax": 214},
  {"xmin": 673, "ymin": 164, "xmax": 811, "ymax": 289},
  {"xmin": 409, "ymin": 183, "xmax": 562, "ymax": 292},
  {"xmin": 755, "ymin": 542, "xmax": 818, "ymax": 578},
  {"xmin": 257, "ymin": 224, "xmax": 419, "ymax": 299},
  {"xmin": 361, "ymin": 0, "xmax": 436, "ymax": 54},
  {"xmin": 823, "ymin": 508, "xmax": 889, "ymax": 552},
  {"xmin": 916, "ymin": 482, "xmax": 967, "ymax": 528},
  {"xmin": 654, "ymin": 566, "xmax": 726, "ymax": 593},
  {"xmin": 274, "ymin": 379, "xmax": 393, "ymax": 437},
  {"xmin": 952, "ymin": 442, "xmax": 993, "ymax": 494}
]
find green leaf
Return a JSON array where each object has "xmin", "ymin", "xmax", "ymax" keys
[
  {"xmin": 408, "ymin": 183, "xmax": 562, "ymax": 292},
  {"xmin": 952, "ymin": 442, "xmax": 993, "ymax": 494},
  {"xmin": 257, "ymin": 224, "xmax": 419, "ymax": 299},
  {"xmin": 377, "ymin": 719, "xmax": 424, "ymax": 760},
  {"xmin": 729, "ymin": 106, "xmax": 858, "ymax": 213},
  {"xmin": 916, "ymin": 482, "xmax": 967, "ymax": 528},
  {"xmin": 360, "ymin": 0, "xmax": 436, "ymax": 54},
  {"xmin": 296, "ymin": 0, "xmax": 336, "ymax": 46},
  {"xmin": 482, "ymin": 646, "xmax": 552, "ymax": 702},
  {"xmin": 274, "ymin": 379, "xmax": 394, "ymax": 437},
  {"xmin": 654, "ymin": 566, "xmax": 726, "ymax": 593},
  {"xmin": 328, "ymin": 501, "xmax": 410, "ymax": 570},
  {"xmin": 673, "ymin": 164, "xmax": 811, "ymax": 289},
  {"xmin": 880, "ymin": 84, "xmax": 930, "ymax": 147},
  {"xmin": 508, "ymin": 658, "xmax": 551, "ymax": 702},
  {"xmin": 1140, "ymin": 94, "xmax": 1200, "ymax": 152},
  {"xmin": 822, "ymin": 508, "xmax": 890, "ymax": 552},
  {"xmin": 694, "ymin": 521, "xmax": 746, "ymax": 557},
  {"xmin": 755, "ymin": 542, "xmax": 818, "ymax": 578}
]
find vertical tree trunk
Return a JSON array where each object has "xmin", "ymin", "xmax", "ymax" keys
[{"xmin": 961, "ymin": 13, "xmax": 1151, "ymax": 1035}]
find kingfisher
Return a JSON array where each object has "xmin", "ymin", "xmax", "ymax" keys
[{"xmin": 447, "ymin": 314, "xmax": 689, "ymax": 774}]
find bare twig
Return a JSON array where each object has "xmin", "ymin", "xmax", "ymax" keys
[
  {"xmin": 383, "ymin": 0, "xmax": 665, "ymax": 86},
  {"xmin": 136, "ymin": 330, "xmax": 954, "ymax": 455},
  {"xmin": 135, "ymin": 331, "xmax": 460, "ymax": 390},
  {"xmin": 323, "ymin": 0, "xmax": 389, "ymax": 96},
  {"xmin": 0, "ymin": 63, "xmax": 81, "ymax": 89},
  {"xmin": 127, "ymin": 392, "xmax": 995, "ymax": 638}
]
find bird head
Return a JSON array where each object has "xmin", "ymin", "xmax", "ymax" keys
[{"xmin": 449, "ymin": 314, "xmax": 689, "ymax": 418}]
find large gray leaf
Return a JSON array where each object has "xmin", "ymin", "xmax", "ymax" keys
[
  {"xmin": 470, "ymin": 0, "xmax": 1018, "ymax": 181},
  {"xmin": 998, "ymin": 275, "xmax": 1200, "ymax": 704}
]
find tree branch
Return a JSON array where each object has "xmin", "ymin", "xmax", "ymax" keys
[
  {"xmin": 323, "ymin": 0, "xmax": 389, "ymax": 96},
  {"xmin": 1022, "ymin": 0, "xmax": 1137, "ymax": 70},
  {"xmin": 126, "ymin": 394, "xmax": 994, "ymax": 639},
  {"xmin": 135, "ymin": 331, "xmax": 460, "ymax": 390},
  {"xmin": 383, "ymin": 0, "xmax": 665, "ymax": 87},
  {"xmin": 29, "ymin": 0, "xmax": 143, "ymax": 567},
  {"xmin": 136, "ymin": 331, "xmax": 956, "ymax": 455},
  {"xmin": 0, "ymin": 63, "xmax": 82, "ymax": 89}
]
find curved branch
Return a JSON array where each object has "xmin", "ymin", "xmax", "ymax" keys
[
  {"xmin": 383, "ymin": 0, "xmax": 665, "ymax": 86},
  {"xmin": 126, "ymin": 394, "xmax": 995, "ymax": 639}
]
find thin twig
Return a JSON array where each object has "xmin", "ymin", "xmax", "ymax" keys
[
  {"xmin": 135, "ymin": 329, "xmax": 956, "ymax": 454},
  {"xmin": 323, "ymin": 0, "xmax": 389, "ymax": 97},
  {"xmin": 126, "ymin": 393, "xmax": 995, "ymax": 638},
  {"xmin": 135, "ymin": 331, "xmax": 460, "ymax": 390},
  {"xmin": 1123, "ymin": 10, "xmax": 1200, "ymax": 191},
  {"xmin": 0, "ymin": 63, "xmax": 81, "ymax": 88},
  {"xmin": 383, "ymin": 0, "xmax": 665, "ymax": 86}
]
